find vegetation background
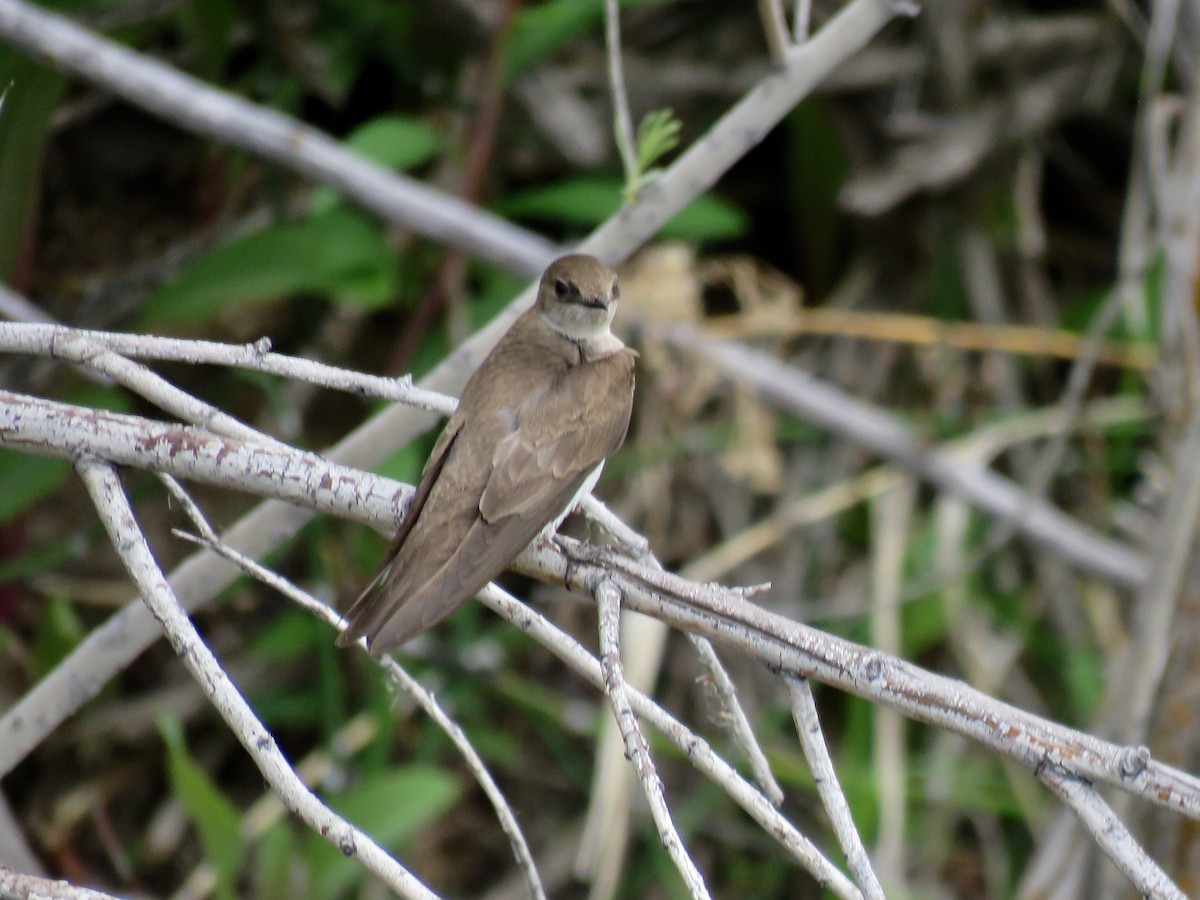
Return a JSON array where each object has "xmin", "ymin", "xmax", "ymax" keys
[{"xmin": 0, "ymin": 0, "xmax": 1196, "ymax": 897}]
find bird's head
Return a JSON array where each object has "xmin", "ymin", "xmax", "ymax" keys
[{"xmin": 536, "ymin": 254, "xmax": 620, "ymax": 340}]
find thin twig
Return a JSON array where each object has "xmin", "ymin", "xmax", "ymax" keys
[
  {"xmin": 160, "ymin": 477, "xmax": 546, "ymax": 900},
  {"xmin": 757, "ymin": 0, "xmax": 791, "ymax": 61},
  {"xmin": 604, "ymin": 0, "xmax": 639, "ymax": 194},
  {"xmin": 661, "ymin": 326, "xmax": 1148, "ymax": 587},
  {"xmin": 595, "ymin": 581, "xmax": 710, "ymax": 899},
  {"xmin": 0, "ymin": 322, "xmax": 455, "ymax": 415},
  {"xmin": 0, "ymin": 0, "xmax": 555, "ymax": 275},
  {"xmin": 784, "ymin": 675, "xmax": 884, "ymax": 900},
  {"xmin": 869, "ymin": 484, "xmax": 911, "ymax": 889},
  {"xmin": 1113, "ymin": 410, "xmax": 1200, "ymax": 747},
  {"xmin": 1038, "ymin": 766, "xmax": 1185, "ymax": 899},
  {"xmin": 75, "ymin": 458, "xmax": 435, "ymax": 900},
  {"xmin": 0, "ymin": 866, "xmax": 121, "ymax": 900},
  {"xmin": 0, "ymin": 0, "xmax": 911, "ymax": 786},
  {"xmin": 687, "ymin": 636, "xmax": 784, "ymax": 806},
  {"xmin": 793, "ymin": 0, "xmax": 813, "ymax": 42}
]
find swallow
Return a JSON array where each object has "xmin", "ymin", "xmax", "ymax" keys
[{"xmin": 339, "ymin": 254, "xmax": 637, "ymax": 653}]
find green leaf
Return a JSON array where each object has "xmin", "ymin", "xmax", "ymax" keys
[
  {"xmin": 0, "ymin": 539, "xmax": 78, "ymax": 586},
  {"xmin": 374, "ymin": 439, "xmax": 428, "ymax": 487},
  {"xmin": 345, "ymin": 115, "xmax": 442, "ymax": 173},
  {"xmin": 497, "ymin": 176, "xmax": 748, "ymax": 241},
  {"xmin": 159, "ymin": 716, "xmax": 245, "ymax": 900},
  {"xmin": 635, "ymin": 108, "xmax": 681, "ymax": 172},
  {"xmin": 31, "ymin": 594, "xmax": 84, "ymax": 678},
  {"xmin": 0, "ymin": 58, "xmax": 67, "ymax": 279},
  {"xmin": 310, "ymin": 116, "xmax": 442, "ymax": 215},
  {"xmin": 143, "ymin": 210, "xmax": 398, "ymax": 324},
  {"xmin": 249, "ymin": 610, "xmax": 322, "ymax": 663},
  {"xmin": 505, "ymin": 0, "xmax": 669, "ymax": 80},
  {"xmin": 784, "ymin": 99, "xmax": 847, "ymax": 294},
  {"xmin": 174, "ymin": 0, "xmax": 237, "ymax": 81},
  {"xmin": 0, "ymin": 450, "xmax": 70, "ymax": 525},
  {"xmin": 251, "ymin": 821, "xmax": 296, "ymax": 900},
  {"xmin": 305, "ymin": 767, "xmax": 460, "ymax": 897}
]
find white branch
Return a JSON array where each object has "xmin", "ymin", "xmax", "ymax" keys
[
  {"xmin": 1038, "ymin": 766, "xmax": 1185, "ymax": 899},
  {"xmin": 2, "ymin": 394, "xmax": 1197, "ymax": 838},
  {"xmin": 477, "ymin": 582, "xmax": 862, "ymax": 898},
  {"xmin": 660, "ymin": 326, "xmax": 1148, "ymax": 588},
  {"xmin": 688, "ymin": 635, "xmax": 784, "ymax": 806},
  {"xmin": 785, "ymin": 675, "xmax": 884, "ymax": 900},
  {"xmin": 543, "ymin": 542, "xmax": 1200, "ymax": 824},
  {"xmin": 162, "ymin": 477, "xmax": 545, "ymax": 900},
  {"xmin": 0, "ymin": 0, "xmax": 555, "ymax": 276},
  {"xmin": 0, "ymin": 0, "xmax": 912, "ymax": 790},
  {"xmin": 75, "ymin": 458, "xmax": 435, "ymax": 900},
  {"xmin": 604, "ymin": 0, "xmax": 639, "ymax": 191},
  {"xmin": 0, "ymin": 322, "xmax": 455, "ymax": 415},
  {"xmin": 0, "ymin": 866, "xmax": 121, "ymax": 900},
  {"xmin": 595, "ymin": 581, "xmax": 710, "ymax": 899}
]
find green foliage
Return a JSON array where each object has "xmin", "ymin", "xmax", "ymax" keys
[
  {"xmin": 173, "ymin": 0, "xmax": 237, "ymax": 81},
  {"xmin": 310, "ymin": 115, "xmax": 443, "ymax": 214},
  {"xmin": 0, "ymin": 450, "xmax": 71, "ymax": 526},
  {"xmin": 248, "ymin": 606, "xmax": 346, "ymax": 740},
  {"xmin": 785, "ymin": 98, "xmax": 847, "ymax": 293},
  {"xmin": 0, "ymin": 539, "xmax": 78, "ymax": 586},
  {"xmin": 250, "ymin": 822, "xmax": 296, "ymax": 900},
  {"xmin": 31, "ymin": 594, "xmax": 85, "ymax": 678},
  {"xmin": 635, "ymin": 109, "xmax": 681, "ymax": 173},
  {"xmin": 623, "ymin": 108, "xmax": 682, "ymax": 203},
  {"xmin": 497, "ymin": 176, "xmax": 748, "ymax": 241},
  {"xmin": 159, "ymin": 716, "xmax": 246, "ymax": 900},
  {"xmin": 0, "ymin": 59, "xmax": 66, "ymax": 279},
  {"xmin": 143, "ymin": 209, "xmax": 399, "ymax": 324},
  {"xmin": 504, "ymin": 0, "xmax": 668, "ymax": 80},
  {"xmin": 374, "ymin": 440, "xmax": 427, "ymax": 487},
  {"xmin": 144, "ymin": 114, "xmax": 442, "ymax": 327},
  {"xmin": 303, "ymin": 767, "xmax": 460, "ymax": 897}
]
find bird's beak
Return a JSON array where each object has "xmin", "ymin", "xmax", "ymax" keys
[{"xmin": 580, "ymin": 294, "xmax": 613, "ymax": 310}]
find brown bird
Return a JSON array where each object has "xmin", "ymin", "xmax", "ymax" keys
[{"xmin": 338, "ymin": 254, "xmax": 637, "ymax": 654}]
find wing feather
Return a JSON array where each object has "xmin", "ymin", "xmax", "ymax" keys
[{"xmin": 346, "ymin": 347, "xmax": 635, "ymax": 653}]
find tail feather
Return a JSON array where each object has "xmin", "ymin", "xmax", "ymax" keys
[{"xmin": 335, "ymin": 563, "xmax": 391, "ymax": 647}]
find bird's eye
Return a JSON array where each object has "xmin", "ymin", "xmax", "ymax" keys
[
  {"xmin": 554, "ymin": 279, "xmax": 569, "ymax": 297},
  {"xmin": 612, "ymin": 283, "xmax": 621, "ymax": 300}
]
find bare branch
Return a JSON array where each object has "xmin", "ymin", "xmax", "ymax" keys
[
  {"xmin": 4, "ymin": 392, "xmax": 1196, "ymax": 836},
  {"xmin": 162, "ymin": 478, "xmax": 546, "ymax": 900},
  {"xmin": 785, "ymin": 675, "xmax": 884, "ymax": 900},
  {"xmin": 1038, "ymin": 766, "xmax": 1185, "ymax": 899},
  {"xmin": 0, "ymin": 0, "xmax": 912, "ymax": 785},
  {"xmin": 661, "ymin": 326, "xmax": 1148, "ymax": 587},
  {"xmin": 604, "ymin": 0, "xmax": 639, "ymax": 193},
  {"xmin": 0, "ymin": 866, "xmax": 121, "ymax": 900},
  {"xmin": 0, "ymin": 322, "xmax": 455, "ymax": 415},
  {"xmin": 595, "ymin": 581, "xmax": 710, "ymax": 899},
  {"xmin": 0, "ymin": 0, "xmax": 555, "ymax": 276},
  {"xmin": 477, "ymin": 582, "xmax": 861, "ymax": 897},
  {"xmin": 75, "ymin": 458, "xmax": 435, "ymax": 900},
  {"xmin": 688, "ymin": 635, "xmax": 785, "ymax": 806}
]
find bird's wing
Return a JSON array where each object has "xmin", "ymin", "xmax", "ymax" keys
[
  {"xmin": 364, "ymin": 352, "xmax": 635, "ymax": 652},
  {"xmin": 479, "ymin": 351, "xmax": 635, "ymax": 523},
  {"xmin": 336, "ymin": 415, "xmax": 464, "ymax": 647}
]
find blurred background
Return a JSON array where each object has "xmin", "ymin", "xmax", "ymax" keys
[{"xmin": 0, "ymin": 0, "xmax": 1196, "ymax": 896}]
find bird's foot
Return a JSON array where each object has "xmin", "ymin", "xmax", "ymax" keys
[{"xmin": 538, "ymin": 532, "xmax": 617, "ymax": 588}]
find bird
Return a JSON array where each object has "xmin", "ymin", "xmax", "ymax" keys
[{"xmin": 338, "ymin": 253, "xmax": 637, "ymax": 654}]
